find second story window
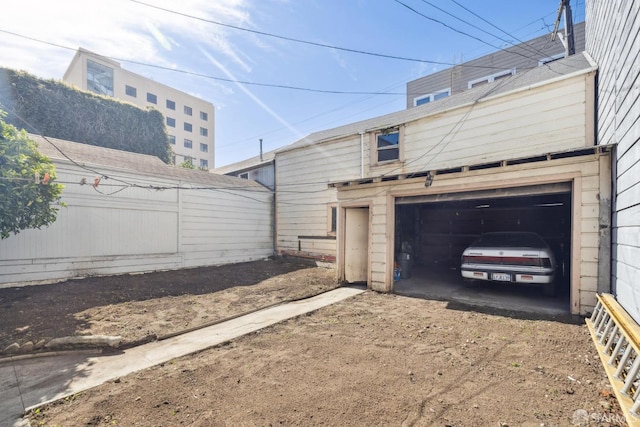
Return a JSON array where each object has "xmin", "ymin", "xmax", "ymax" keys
[
  {"xmin": 166, "ymin": 99, "xmax": 176, "ymax": 110},
  {"xmin": 375, "ymin": 127, "xmax": 401, "ymax": 163},
  {"xmin": 200, "ymin": 159, "xmax": 209, "ymax": 168},
  {"xmin": 125, "ymin": 85, "xmax": 137, "ymax": 97},
  {"xmin": 414, "ymin": 88, "xmax": 450, "ymax": 106}
]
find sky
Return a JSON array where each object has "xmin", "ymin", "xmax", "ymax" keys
[{"xmin": 0, "ymin": 0, "xmax": 585, "ymax": 168}]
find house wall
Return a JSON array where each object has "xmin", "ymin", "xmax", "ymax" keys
[
  {"xmin": 406, "ymin": 22, "xmax": 586, "ymax": 108},
  {"xmin": 336, "ymin": 153, "xmax": 611, "ymax": 315},
  {"xmin": 0, "ymin": 160, "xmax": 273, "ymax": 286},
  {"xmin": 586, "ymin": 0, "xmax": 640, "ymax": 321},
  {"xmin": 276, "ymin": 70, "xmax": 595, "ymax": 260}
]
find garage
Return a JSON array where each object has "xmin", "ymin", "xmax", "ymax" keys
[
  {"xmin": 392, "ymin": 183, "xmax": 572, "ymax": 315},
  {"xmin": 335, "ymin": 149, "xmax": 611, "ymax": 316}
]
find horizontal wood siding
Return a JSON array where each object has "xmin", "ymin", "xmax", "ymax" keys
[
  {"xmin": 0, "ymin": 161, "xmax": 273, "ymax": 285},
  {"xmin": 276, "ymin": 137, "xmax": 362, "ymax": 258},
  {"xmin": 587, "ymin": 0, "xmax": 640, "ymax": 321}
]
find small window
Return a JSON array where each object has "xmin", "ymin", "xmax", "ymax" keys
[
  {"xmin": 328, "ymin": 205, "xmax": 337, "ymax": 235},
  {"xmin": 239, "ymin": 172, "xmax": 249, "ymax": 179},
  {"xmin": 125, "ymin": 85, "xmax": 137, "ymax": 97},
  {"xmin": 200, "ymin": 143, "xmax": 208, "ymax": 152},
  {"xmin": 147, "ymin": 92, "xmax": 157, "ymax": 104},
  {"xmin": 184, "ymin": 105, "xmax": 192, "ymax": 116},
  {"xmin": 376, "ymin": 128, "xmax": 400, "ymax": 163},
  {"xmin": 184, "ymin": 139, "xmax": 192, "ymax": 148},
  {"xmin": 166, "ymin": 99, "xmax": 176, "ymax": 110},
  {"xmin": 168, "ymin": 135, "xmax": 175, "ymax": 144},
  {"xmin": 184, "ymin": 122, "xmax": 192, "ymax": 132},
  {"xmin": 468, "ymin": 69, "xmax": 515, "ymax": 89},
  {"xmin": 200, "ymin": 159, "xmax": 209, "ymax": 168},
  {"xmin": 414, "ymin": 88, "xmax": 450, "ymax": 106},
  {"xmin": 200, "ymin": 111, "xmax": 208, "ymax": 121},
  {"xmin": 200, "ymin": 127, "xmax": 208, "ymax": 137},
  {"xmin": 166, "ymin": 117, "xmax": 176, "ymax": 127}
]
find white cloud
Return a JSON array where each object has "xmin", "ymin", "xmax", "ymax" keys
[{"xmin": 0, "ymin": 0, "xmax": 257, "ymax": 79}]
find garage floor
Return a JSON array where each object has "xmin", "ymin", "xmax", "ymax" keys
[{"xmin": 393, "ymin": 264, "xmax": 570, "ymax": 317}]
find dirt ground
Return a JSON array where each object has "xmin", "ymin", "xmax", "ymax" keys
[{"xmin": 0, "ymin": 259, "xmax": 625, "ymax": 426}]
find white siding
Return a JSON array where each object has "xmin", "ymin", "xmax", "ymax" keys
[
  {"xmin": 0, "ymin": 161, "xmax": 272, "ymax": 286},
  {"xmin": 587, "ymin": 0, "xmax": 640, "ymax": 321},
  {"xmin": 276, "ymin": 70, "xmax": 594, "ymax": 261}
]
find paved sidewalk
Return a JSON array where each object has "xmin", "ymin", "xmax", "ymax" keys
[{"xmin": 0, "ymin": 287, "xmax": 364, "ymax": 427}]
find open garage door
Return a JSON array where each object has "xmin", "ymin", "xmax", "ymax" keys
[{"xmin": 393, "ymin": 182, "xmax": 572, "ymax": 314}]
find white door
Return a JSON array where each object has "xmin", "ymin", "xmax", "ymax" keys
[{"xmin": 344, "ymin": 207, "xmax": 369, "ymax": 283}]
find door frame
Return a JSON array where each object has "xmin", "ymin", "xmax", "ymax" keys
[{"xmin": 338, "ymin": 202, "xmax": 372, "ymax": 287}]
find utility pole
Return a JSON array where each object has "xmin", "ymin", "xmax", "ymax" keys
[{"xmin": 551, "ymin": 0, "xmax": 575, "ymax": 57}]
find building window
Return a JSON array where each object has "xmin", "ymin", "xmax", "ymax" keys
[
  {"xmin": 200, "ymin": 143, "xmax": 208, "ymax": 152},
  {"xmin": 147, "ymin": 93, "xmax": 157, "ymax": 104},
  {"xmin": 414, "ymin": 88, "xmax": 450, "ymax": 106},
  {"xmin": 375, "ymin": 127, "xmax": 400, "ymax": 163},
  {"xmin": 166, "ymin": 99, "xmax": 176, "ymax": 110},
  {"xmin": 168, "ymin": 135, "xmax": 176, "ymax": 144},
  {"xmin": 239, "ymin": 172, "xmax": 249, "ymax": 179},
  {"xmin": 468, "ymin": 69, "xmax": 516, "ymax": 89},
  {"xmin": 184, "ymin": 105, "xmax": 192, "ymax": 116},
  {"xmin": 86, "ymin": 59, "xmax": 114, "ymax": 96},
  {"xmin": 125, "ymin": 85, "xmax": 137, "ymax": 97},
  {"xmin": 184, "ymin": 139, "xmax": 193, "ymax": 148},
  {"xmin": 200, "ymin": 127, "xmax": 208, "ymax": 137},
  {"xmin": 328, "ymin": 205, "xmax": 337, "ymax": 235},
  {"xmin": 200, "ymin": 111, "xmax": 208, "ymax": 121},
  {"xmin": 184, "ymin": 122, "xmax": 192, "ymax": 132},
  {"xmin": 200, "ymin": 159, "xmax": 209, "ymax": 169},
  {"xmin": 538, "ymin": 53, "xmax": 565, "ymax": 66},
  {"xmin": 166, "ymin": 117, "xmax": 176, "ymax": 127}
]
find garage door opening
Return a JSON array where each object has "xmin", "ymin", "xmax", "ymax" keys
[{"xmin": 393, "ymin": 185, "xmax": 572, "ymax": 314}]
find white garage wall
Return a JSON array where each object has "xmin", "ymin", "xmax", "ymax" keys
[
  {"xmin": 586, "ymin": 0, "xmax": 640, "ymax": 322},
  {"xmin": 0, "ymin": 158, "xmax": 273, "ymax": 286}
]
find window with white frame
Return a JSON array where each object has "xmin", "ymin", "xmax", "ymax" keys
[
  {"xmin": 184, "ymin": 139, "xmax": 192, "ymax": 148},
  {"xmin": 200, "ymin": 143, "xmax": 208, "ymax": 152},
  {"xmin": 200, "ymin": 127, "xmax": 208, "ymax": 137},
  {"xmin": 375, "ymin": 127, "xmax": 401, "ymax": 163},
  {"xmin": 468, "ymin": 69, "xmax": 516, "ymax": 89},
  {"xmin": 414, "ymin": 88, "xmax": 451, "ymax": 106},
  {"xmin": 538, "ymin": 53, "xmax": 565, "ymax": 66}
]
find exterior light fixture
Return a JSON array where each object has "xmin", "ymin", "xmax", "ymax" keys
[{"xmin": 424, "ymin": 171, "xmax": 433, "ymax": 187}]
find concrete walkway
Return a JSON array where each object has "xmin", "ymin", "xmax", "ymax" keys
[{"xmin": 0, "ymin": 287, "xmax": 365, "ymax": 427}]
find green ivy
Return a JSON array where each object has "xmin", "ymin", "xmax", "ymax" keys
[
  {"xmin": 0, "ymin": 68, "xmax": 171, "ymax": 163},
  {"xmin": 0, "ymin": 115, "xmax": 65, "ymax": 239}
]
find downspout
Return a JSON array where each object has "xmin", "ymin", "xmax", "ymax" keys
[
  {"xmin": 359, "ymin": 131, "xmax": 365, "ymax": 179},
  {"xmin": 272, "ymin": 160, "xmax": 277, "ymax": 256}
]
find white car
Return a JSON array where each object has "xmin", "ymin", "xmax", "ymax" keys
[{"xmin": 460, "ymin": 232, "xmax": 556, "ymax": 295}]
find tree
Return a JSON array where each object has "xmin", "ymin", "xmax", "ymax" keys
[
  {"xmin": 0, "ymin": 115, "xmax": 64, "ymax": 239},
  {"xmin": 179, "ymin": 158, "xmax": 195, "ymax": 169}
]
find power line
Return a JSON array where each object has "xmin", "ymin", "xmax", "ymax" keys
[{"xmin": 126, "ymin": 0, "xmax": 528, "ymax": 70}]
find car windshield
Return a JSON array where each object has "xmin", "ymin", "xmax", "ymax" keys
[{"xmin": 471, "ymin": 232, "xmax": 546, "ymax": 248}]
